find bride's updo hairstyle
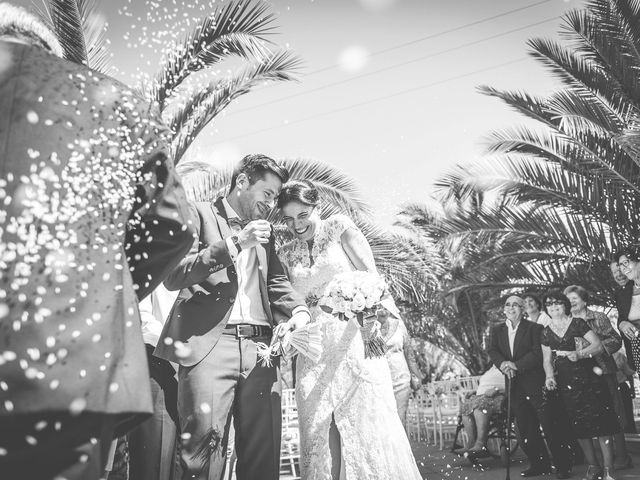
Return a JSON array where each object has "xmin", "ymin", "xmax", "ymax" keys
[{"xmin": 277, "ymin": 180, "xmax": 320, "ymax": 209}]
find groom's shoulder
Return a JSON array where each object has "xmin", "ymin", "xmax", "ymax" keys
[{"xmin": 190, "ymin": 199, "xmax": 220, "ymax": 216}]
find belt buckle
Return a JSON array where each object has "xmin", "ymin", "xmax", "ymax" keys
[
  {"xmin": 235, "ymin": 325, "xmax": 247, "ymax": 339},
  {"xmin": 235, "ymin": 325, "xmax": 257, "ymax": 339}
]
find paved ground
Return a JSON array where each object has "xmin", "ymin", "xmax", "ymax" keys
[{"xmin": 411, "ymin": 438, "xmax": 640, "ymax": 480}]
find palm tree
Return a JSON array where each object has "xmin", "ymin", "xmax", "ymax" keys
[
  {"xmin": 35, "ymin": 0, "xmax": 110, "ymax": 73},
  {"xmin": 402, "ymin": 0, "xmax": 640, "ymax": 309},
  {"xmin": 396, "ymin": 188, "xmax": 510, "ymax": 373},
  {"xmin": 151, "ymin": 0, "xmax": 302, "ymax": 164},
  {"xmin": 36, "ymin": 0, "xmax": 302, "ymax": 165}
]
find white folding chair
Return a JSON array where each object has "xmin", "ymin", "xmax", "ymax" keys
[
  {"xmin": 414, "ymin": 388, "xmax": 438, "ymax": 445},
  {"xmin": 280, "ymin": 388, "xmax": 301, "ymax": 479}
]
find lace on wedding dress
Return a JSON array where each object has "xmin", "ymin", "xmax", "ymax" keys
[{"xmin": 278, "ymin": 215, "xmax": 423, "ymax": 480}]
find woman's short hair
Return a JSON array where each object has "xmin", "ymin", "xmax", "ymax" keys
[
  {"xmin": 563, "ymin": 285, "xmax": 589, "ymax": 304},
  {"xmin": 277, "ymin": 180, "xmax": 319, "ymax": 208},
  {"xmin": 0, "ymin": 4, "xmax": 63, "ymax": 57},
  {"xmin": 522, "ymin": 292, "xmax": 542, "ymax": 311},
  {"xmin": 614, "ymin": 245, "xmax": 640, "ymax": 263},
  {"xmin": 542, "ymin": 290, "xmax": 572, "ymax": 316}
]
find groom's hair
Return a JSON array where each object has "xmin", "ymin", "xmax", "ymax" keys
[{"xmin": 229, "ymin": 154, "xmax": 289, "ymax": 192}]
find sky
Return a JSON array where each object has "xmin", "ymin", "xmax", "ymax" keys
[{"xmin": 16, "ymin": 0, "xmax": 579, "ymax": 223}]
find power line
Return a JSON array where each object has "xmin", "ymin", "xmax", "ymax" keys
[
  {"xmin": 217, "ymin": 57, "xmax": 529, "ymax": 143},
  {"xmin": 306, "ymin": 0, "xmax": 552, "ymax": 76},
  {"xmin": 226, "ymin": 16, "xmax": 558, "ymax": 118},
  {"xmin": 239, "ymin": 0, "xmax": 555, "ymax": 99}
]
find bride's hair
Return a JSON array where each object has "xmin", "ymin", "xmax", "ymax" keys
[{"xmin": 278, "ymin": 180, "xmax": 319, "ymax": 208}]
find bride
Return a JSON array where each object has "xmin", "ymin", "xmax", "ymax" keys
[{"xmin": 277, "ymin": 180, "xmax": 422, "ymax": 480}]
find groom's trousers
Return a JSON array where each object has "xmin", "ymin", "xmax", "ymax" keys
[{"xmin": 177, "ymin": 327, "xmax": 281, "ymax": 480}]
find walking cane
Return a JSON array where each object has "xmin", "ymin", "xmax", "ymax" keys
[{"xmin": 504, "ymin": 373, "xmax": 512, "ymax": 480}]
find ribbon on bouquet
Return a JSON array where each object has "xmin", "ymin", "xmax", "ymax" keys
[
  {"xmin": 256, "ymin": 322, "xmax": 323, "ymax": 367},
  {"xmin": 358, "ymin": 312, "xmax": 388, "ymax": 358}
]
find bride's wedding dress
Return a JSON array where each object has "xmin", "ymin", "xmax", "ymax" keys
[{"xmin": 278, "ymin": 214, "xmax": 423, "ymax": 480}]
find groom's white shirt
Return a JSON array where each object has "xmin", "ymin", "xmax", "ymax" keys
[
  {"xmin": 222, "ymin": 197, "xmax": 269, "ymax": 326},
  {"xmin": 139, "ymin": 284, "xmax": 179, "ymax": 346}
]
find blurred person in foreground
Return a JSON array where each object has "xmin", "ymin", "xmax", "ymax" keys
[
  {"xmin": 0, "ymin": 4, "xmax": 193, "ymax": 479},
  {"xmin": 488, "ymin": 295, "xmax": 572, "ymax": 479}
]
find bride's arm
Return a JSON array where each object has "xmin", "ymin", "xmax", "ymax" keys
[{"xmin": 341, "ymin": 227, "xmax": 378, "ymax": 273}]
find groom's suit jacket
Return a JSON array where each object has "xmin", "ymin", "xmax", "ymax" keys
[{"xmin": 154, "ymin": 197, "xmax": 307, "ymax": 367}]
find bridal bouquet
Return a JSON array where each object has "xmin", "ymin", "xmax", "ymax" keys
[
  {"xmin": 318, "ymin": 271, "xmax": 398, "ymax": 358},
  {"xmin": 257, "ymin": 322, "xmax": 323, "ymax": 367}
]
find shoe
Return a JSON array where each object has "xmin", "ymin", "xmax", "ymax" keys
[
  {"xmin": 602, "ymin": 467, "xmax": 616, "ymax": 480},
  {"xmin": 613, "ymin": 454, "xmax": 633, "ymax": 471},
  {"xmin": 521, "ymin": 466, "xmax": 552, "ymax": 477},
  {"xmin": 466, "ymin": 446, "xmax": 491, "ymax": 460},
  {"xmin": 582, "ymin": 465, "xmax": 602, "ymax": 480},
  {"xmin": 556, "ymin": 471, "xmax": 570, "ymax": 479}
]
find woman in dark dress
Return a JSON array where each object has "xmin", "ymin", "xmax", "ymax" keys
[{"xmin": 541, "ymin": 291, "xmax": 618, "ymax": 480}]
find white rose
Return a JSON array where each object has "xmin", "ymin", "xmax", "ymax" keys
[
  {"xmin": 333, "ymin": 298, "xmax": 346, "ymax": 313},
  {"xmin": 364, "ymin": 295, "xmax": 376, "ymax": 309},
  {"xmin": 351, "ymin": 292, "xmax": 366, "ymax": 312}
]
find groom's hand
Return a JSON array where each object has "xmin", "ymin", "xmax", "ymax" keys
[
  {"xmin": 238, "ymin": 220, "xmax": 271, "ymax": 249},
  {"xmin": 275, "ymin": 311, "xmax": 311, "ymax": 339}
]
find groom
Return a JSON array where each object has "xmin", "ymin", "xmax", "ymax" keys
[{"xmin": 155, "ymin": 154, "xmax": 310, "ymax": 480}]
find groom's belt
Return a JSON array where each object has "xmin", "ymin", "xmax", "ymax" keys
[{"xmin": 224, "ymin": 324, "xmax": 272, "ymax": 339}]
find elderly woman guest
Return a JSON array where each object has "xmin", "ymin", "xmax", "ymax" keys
[
  {"xmin": 459, "ymin": 365, "xmax": 505, "ymax": 459},
  {"xmin": 563, "ymin": 285, "xmax": 631, "ymax": 470},
  {"xmin": 542, "ymin": 290, "xmax": 619, "ymax": 480},
  {"xmin": 523, "ymin": 293, "xmax": 551, "ymax": 326},
  {"xmin": 384, "ymin": 317, "xmax": 424, "ymax": 426}
]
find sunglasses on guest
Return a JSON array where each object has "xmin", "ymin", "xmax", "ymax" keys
[{"xmin": 544, "ymin": 300, "xmax": 565, "ymax": 306}]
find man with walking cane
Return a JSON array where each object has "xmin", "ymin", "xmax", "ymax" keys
[
  {"xmin": 488, "ymin": 296, "xmax": 572, "ymax": 479},
  {"xmin": 502, "ymin": 374, "xmax": 514, "ymax": 480}
]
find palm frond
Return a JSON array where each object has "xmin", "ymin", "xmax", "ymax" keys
[
  {"xmin": 547, "ymin": 88, "xmax": 625, "ymax": 135},
  {"xmin": 283, "ymin": 158, "xmax": 373, "ymax": 218},
  {"xmin": 152, "ymin": 0, "xmax": 276, "ymax": 108},
  {"xmin": 478, "ymin": 86, "xmax": 557, "ymax": 127},
  {"xmin": 38, "ymin": 0, "xmax": 87, "ymax": 64},
  {"xmin": 528, "ymin": 36, "xmax": 637, "ymax": 113},
  {"xmin": 36, "ymin": 0, "xmax": 109, "ymax": 72},
  {"xmin": 484, "ymin": 126, "xmax": 640, "ymax": 192},
  {"xmin": 176, "ymin": 162, "xmax": 231, "ymax": 202},
  {"xmin": 561, "ymin": 8, "xmax": 640, "ymax": 107},
  {"xmin": 171, "ymin": 49, "xmax": 302, "ymax": 164}
]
